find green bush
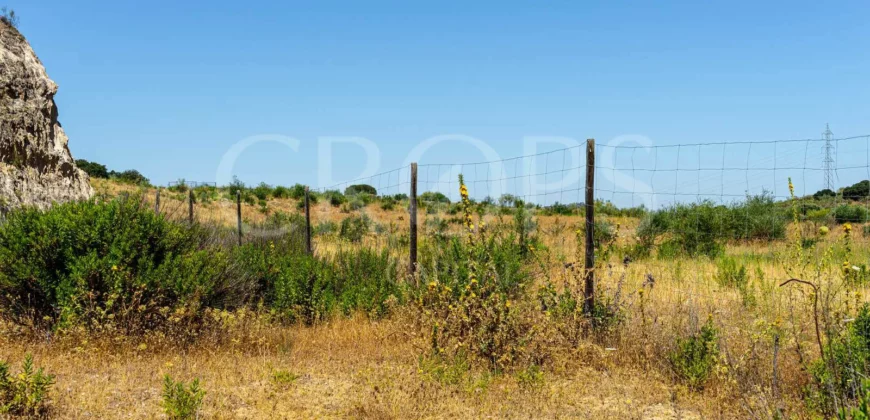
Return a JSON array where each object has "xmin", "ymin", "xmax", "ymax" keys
[
  {"xmin": 322, "ymin": 190, "xmax": 346, "ymax": 207},
  {"xmin": 272, "ymin": 185, "xmax": 292, "ymax": 199},
  {"xmin": 834, "ymin": 205, "xmax": 870, "ymax": 224},
  {"xmin": 111, "ymin": 169, "xmax": 150, "ymax": 186},
  {"xmin": 0, "ymin": 197, "xmax": 254, "ymax": 331},
  {"xmin": 844, "ymin": 181, "xmax": 870, "ymax": 201},
  {"xmin": 715, "ymin": 257, "xmax": 748, "ymax": 289},
  {"xmin": 669, "ymin": 317, "xmax": 719, "ymax": 390},
  {"xmin": 315, "ymin": 221, "xmax": 338, "ymax": 236},
  {"xmin": 339, "ymin": 215, "xmax": 371, "ymax": 242},
  {"xmin": 0, "ymin": 354, "xmax": 55, "ymax": 417},
  {"xmin": 345, "ymin": 184, "xmax": 377, "ymax": 196},
  {"xmin": 75, "ymin": 159, "xmax": 109, "ymax": 179},
  {"xmin": 808, "ymin": 304, "xmax": 870, "ymax": 416},
  {"xmin": 814, "ymin": 188, "xmax": 837, "ymax": 200},
  {"xmin": 380, "ymin": 196, "xmax": 397, "ymax": 211},
  {"xmin": 841, "ymin": 380, "xmax": 870, "ymax": 420},
  {"xmin": 637, "ymin": 193, "xmax": 786, "ymax": 258},
  {"xmin": 161, "ymin": 376, "xmax": 205, "ymax": 420},
  {"xmin": 251, "ymin": 182, "xmax": 274, "ymax": 201},
  {"xmin": 242, "ymin": 245, "xmax": 400, "ymax": 324},
  {"xmin": 420, "ymin": 191, "xmax": 451, "ymax": 205},
  {"xmin": 418, "ymin": 229, "xmax": 528, "ymax": 299}
]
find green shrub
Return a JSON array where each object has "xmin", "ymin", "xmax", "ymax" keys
[
  {"xmin": 807, "ymin": 208, "xmax": 833, "ymax": 224},
  {"xmin": 540, "ymin": 202, "xmax": 579, "ymax": 216},
  {"xmin": 345, "ymin": 184, "xmax": 377, "ymax": 196},
  {"xmin": 576, "ymin": 219, "xmax": 616, "ymax": 253},
  {"xmin": 272, "ymin": 185, "xmax": 292, "ymax": 199},
  {"xmin": 638, "ymin": 194, "xmax": 786, "ymax": 258},
  {"xmin": 75, "ymin": 159, "xmax": 109, "ymax": 179},
  {"xmin": 111, "ymin": 169, "xmax": 150, "ymax": 186},
  {"xmin": 0, "ymin": 354, "xmax": 55, "ymax": 417},
  {"xmin": 808, "ymin": 304, "xmax": 870, "ymax": 415},
  {"xmin": 322, "ymin": 190, "xmax": 346, "ymax": 207},
  {"xmin": 251, "ymin": 182, "xmax": 273, "ymax": 201},
  {"xmin": 380, "ymin": 196, "xmax": 397, "ymax": 211},
  {"xmin": 814, "ymin": 188, "xmax": 837, "ymax": 200},
  {"xmin": 669, "ymin": 317, "xmax": 719, "ymax": 390},
  {"xmin": 420, "ymin": 191, "xmax": 451, "ymax": 205},
  {"xmin": 834, "ymin": 205, "xmax": 870, "ymax": 224},
  {"xmin": 715, "ymin": 257, "xmax": 748, "ymax": 289},
  {"xmin": 256, "ymin": 247, "xmax": 400, "ymax": 324},
  {"xmin": 315, "ymin": 221, "xmax": 338, "ymax": 236},
  {"xmin": 227, "ymin": 176, "xmax": 247, "ymax": 197},
  {"xmin": 161, "ymin": 376, "xmax": 205, "ymax": 420},
  {"xmin": 844, "ymin": 180, "xmax": 870, "ymax": 201},
  {"xmin": 841, "ymin": 380, "xmax": 870, "ymax": 420},
  {"xmin": 0, "ymin": 197, "xmax": 254, "ymax": 331},
  {"xmin": 339, "ymin": 215, "xmax": 371, "ymax": 243}
]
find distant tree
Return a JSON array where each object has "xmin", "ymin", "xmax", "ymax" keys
[
  {"xmin": 111, "ymin": 169, "xmax": 150, "ymax": 186},
  {"xmin": 1, "ymin": 7, "xmax": 19, "ymax": 28},
  {"xmin": 251, "ymin": 182, "xmax": 273, "ymax": 200},
  {"xmin": 227, "ymin": 176, "xmax": 246, "ymax": 197},
  {"xmin": 843, "ymin": 180, "xmax": 870, "ymax": 201},
  {"xmin": 419, "ymin": 191, "xmax": 450, "ymax": 204},
  {"xmin": 345, "ymin": 184, "xmax": 377, "ymax": 196},
  {"xmin": 813, "ymin": 188, "xmax": 836, "ymax": 200},
  {"xmin": 75, "ymin": 159, "xmax": 109, "ymax": 179}
]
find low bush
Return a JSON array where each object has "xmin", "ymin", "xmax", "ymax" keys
[
  {"xmin": 111, "ymin": 169, "xmax": 150, "ymax": 186},
  {"xmin": 417, "ymin": 176, "xmax": 534, "ymax": 371},
  {"xmin": 75, "ymin": 159, "xmax": 109, "ymax": 179},
  {"xmin": 161, "ymin": 376, "xmax": 205, "ymax": 420},
  {"xmin": 321, "ymin": 190, "xmax": 346, "ymax": 207},
  {"xmin": 420, "ymin": 191, "xmax": 451, "ymax": 205},
  {"xmin": 834, "ymin": 205, "xmax": 870, "ymax": 224},
  {"xmin": 0, "ymin": 197, "xmax": 254, "ymax": 332},
  {"xmin": 637, "ymin": 193, "xmax": 786, "ymax": 258},
  {"xmin": 0, "ymin": 354, "xmax": 55, "ymax": 417},
  {"xmin": 345, "ymin": 184, "xmax": 377, "ymax": 196},
  {"xmin": 669, "ymin": 317, "xmax": 719, "ymax": 390},
  {"xmin": 844, "ymin": 180, "xmax": 870, "ymax": 201},
  {"xmin": 339, "ymin": 215, "xmax": 371, "ymax": 243}
]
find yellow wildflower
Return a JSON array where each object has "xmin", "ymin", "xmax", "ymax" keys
[{"xmin": 844, "ymin": 223, "xmax": 853, "ymax": 235}]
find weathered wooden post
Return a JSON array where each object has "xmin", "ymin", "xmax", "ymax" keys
[
  {"xmin": 236, "ymin": 191, "xmax": 242, "ymax": 246},
  {"xmin": 409, "ymin": 163, "xmax": 418, "ymax": 279},
  {"xmin": 155, "ymin": 189, "xmax": 160, "ymax": 214},
  {"xmin": 304, "ymin": 186, "xmax": 313, "ymax": 255},
  {"xmin": 188, "ymin": 189, "xmax": 194, "ymax": 224},
  {"xmin": 583, "ymin": 139, "xmax": 595, "ymax": 315}
]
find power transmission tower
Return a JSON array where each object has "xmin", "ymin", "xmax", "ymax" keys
[{"xmin": 823, "ymin": 123, "xmax": 835, "ymax": 191}]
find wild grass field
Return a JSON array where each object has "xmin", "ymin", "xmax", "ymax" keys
[{"xmin": 2, "ymin": 176, "xmax": 870, "ymax": 419}]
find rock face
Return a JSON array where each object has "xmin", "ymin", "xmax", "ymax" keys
[{"xmin": 0, "ymin": 19, "xmax": 92, "ymax": 212}]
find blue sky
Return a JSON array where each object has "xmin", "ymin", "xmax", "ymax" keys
[{"xmin": 9, "ymin": 1, "xmax": 870, "ymax": 206}]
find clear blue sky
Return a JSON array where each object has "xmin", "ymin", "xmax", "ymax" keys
[{"xmin": 9, "ymin": 1, "xmax": 870, "ymax": 206}]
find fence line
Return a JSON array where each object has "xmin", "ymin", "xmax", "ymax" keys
[{"xmin": 151, "ymin": 133, "xmax": 870, "ymax": 312}]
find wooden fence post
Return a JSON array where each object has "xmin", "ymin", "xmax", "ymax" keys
[
  {"xmin": 236, "ymin": 191, "xmax": 242, "ymax": 246},
  {"xmin": 304, "ymin": 186, "xmax": 312, "ymax": 255},
  {"xmin": 155, "ymin": 189, "xmax": 160, "ymax": 215},
  {"xmin": 188, "ymin": 189, "xmax": 194, "ymax": 224},
  {"xmin": 409, "ymin": 163, "xmax": 418, "ymax": 279},
  {"xmin": 583, "ymin": 139, "xmax": 595, "ymax": 315}
]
